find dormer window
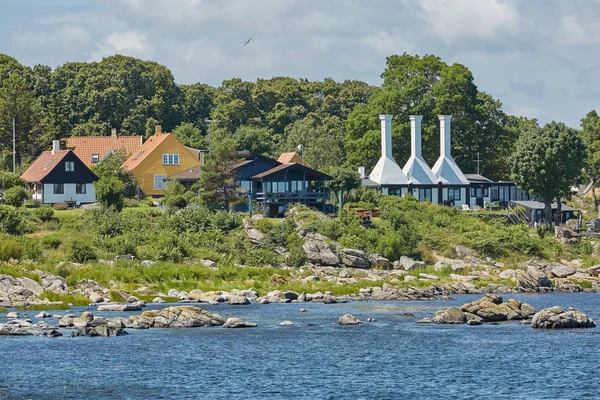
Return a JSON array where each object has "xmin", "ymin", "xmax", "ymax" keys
[
  {"xmin": 91, "ymin": 154, "xmax": 99, "ymax": 164},
  {"xmin": 65, "ymin": 161, "xmax": 74, "ymax": 172},
  {"xmin": 162, "ymin": 154, "xmax": 179, "ymax": 165}
]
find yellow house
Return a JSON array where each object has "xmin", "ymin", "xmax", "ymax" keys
[{"xmin": 122, "ymin": 126, "xmax": 200, "ymax": 196}]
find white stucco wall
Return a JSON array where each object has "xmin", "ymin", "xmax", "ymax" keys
[{"xmin": 42, "ymin": 183, "xmax": 96, "ymax": 204}]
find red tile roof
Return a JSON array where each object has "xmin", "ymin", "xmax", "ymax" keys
[
  {"xmin": 121, "ymin": 133, "xmax": 171, "ymax": 171},
  {"xmin": 66, "ymin": 135, "xmax": 143, "ymax": 168},
  {"xmin": 20, "ymin": 150, "xmax": 70, "ymax": 182}
]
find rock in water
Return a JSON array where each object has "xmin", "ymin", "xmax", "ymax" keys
[
  {"xmin": 228, "ymin": 296, "xmax": 250, "ymax": 305},
  {"xmin": 96, "ymin": 304, "xmax": 142, "ymax": 312},
  {"xmin": 531, "ymin": 307, "xmax": 596, "ymax": 329},
  {"xmin": 338, "ymin": 314, "xmax": 360, "ymax": 325},
  {"xmin": 430, "ymin": 307, "xmax": 466, "ymax": 324},
  {"xmin": 34, "ymin": 312, "xmax": 51, "ymax": 319},
  {"xmin": 223, "ymin": 317, "xmax": 257, "ymax": 328},
  {"xmin": 279, "ymin": 320, "xmax": 294, "ymax": 326},
  {"xmin": 128, "ymin": 306, "xmax": 226, "ymax": 328}
]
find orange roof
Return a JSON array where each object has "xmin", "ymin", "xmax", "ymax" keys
[
  {"xmin": 66, "ymin": 135, "xmax": 143, "ymax": 168},
  {"xmin": 277, "ymin": 152, "xmax": 304, "ymax": 165},
  {"xmin": 20, "ymin": 150, "xmax": 71, "ymax": 182},
  {"xmin": 121, "ymin": 133, "xmax": 172, "ymax": 171}
]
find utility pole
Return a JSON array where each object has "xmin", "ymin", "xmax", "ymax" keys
[
  {"xmin": 204, "ymin": 119, "xmax": 220, "ymax": 151},
  {"xmin": 12, "ymin": 116, "xmax": 16, "ymax": 173},
  {"xmin": 474, "ymin": 152, "xmax": 481, "ymax": 175}
]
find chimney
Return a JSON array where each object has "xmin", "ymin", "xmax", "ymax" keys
[
  {"xmin": 155, "ymin": 125, "xmax": 162, "ymax": 137},
  {"xmin": 111, "ymin": 128, "xmax": 117, "ymax": 138},
  {"xmin": 51, "ymin": 140, "xmax": 60, "ymax": 155},
  {"xmin": 358, "ymin": 166, "xmax": 366, "ymax": 179},
  {"xmin": 379, "ymin": 114, "xmax": 393, "ymax": 159},
  {"xmin": 410, "ymin": 115, "xmax": 423, "ymax": 158},
  {"xmin": 439, "ymin": 115, "xmax": 452, "ymax": 158}
]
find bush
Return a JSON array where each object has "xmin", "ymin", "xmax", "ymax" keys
[
  {"xmin": 95, "ymin": 176, "xmax": 125, "ymax": 211},
  {"xmin": 0, "ymin": 205, "xmax": 26, "ymax": 234},
  {"xmin": 52, "ymin": 202, "xmax": 69, "ymax": 210},
  {"xmin": 0, "ymin": 171, "xmax": 25, "ymax": 190},
  {"xmin": 68, "ymin": 240, "xmax": 97, "ymax": 263},
  {"xmin": 165, "ymin": 194, "xmax": 188, "ymax": 211},
  {"xmin": 0, "ymin": 236, "xmax": 22, "ymax": 261},
  {"xmin": 3, "ymin": 186, "xmax": 29, "ymax": 207},
  {"xmin": 21, "ymin": 239, "xmax": 42, "ymax": 260},
  {"xmin": 156, "ymin": 233, "xmax": 188, "ymax": 262},
  {"xmin": 41, "ymin": 235, "xmax": 62, "ymax": 249},
  {"xmin": 35, "ymin": 204, "xmax": 54, "ymax": 222},
  {"xmin": 124, "ymin": 198, "xmax": 140, "ymax": 208}
]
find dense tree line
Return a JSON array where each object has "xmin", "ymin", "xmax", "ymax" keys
[{"xmin": 0, "ymin": 52, "xmax": 592, "ymax": 188}]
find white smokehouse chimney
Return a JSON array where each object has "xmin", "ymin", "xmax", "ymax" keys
[
  {"xmin": 402, "ymin": 115, "xmax": 437, "ymax": 185},
  {"xmin": 51, "ymin": 140, "xmax": 60, "ymax": 155},
  {"xmin": 439, "ymin": 115, "xmax": 451, "ymax": 158},
  {"xmin": 380, "ymin": 114, "xmax": 393, "ymax": 159},
  {"xmin": 410, "ymin": 115, "xmax": 422, "ymax": 157},
  {"xmin": 358, "ymin": 166, "xmax": 366, "ymax": 179}
]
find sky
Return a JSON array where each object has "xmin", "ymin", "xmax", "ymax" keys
[{"xmin": 1, "ymin": 0, "xmax": 599, "ymax": 128}]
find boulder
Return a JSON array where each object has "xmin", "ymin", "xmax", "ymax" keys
[
  {"xmin": 6, "ymin": 312, "xmax": 19, "ymax": 319},
  {"xmin": 429, "ymin": 307, "xmax": 466, "ymax": 324},
  {"xmin": 228, "ymin": 296, "xmax": 250, "ymax": 305},
  {"xmin": 398, "ymin": 256, "xmax": 425, "ymax": 270},
  {"xmin": 338, "ymin": 314, "xmax": 360, "ymax": 325},
  {"xmin": 243, "ymin": 219, "xmax": 268, "ymax": 247},
  {"xmin": 153, "ymin": 297, "xmax": 166, "ymax": 303},
  {"xmin": 223, "ymin": 317, "xmax": 257, "ymax": 328},
  {"xmin": 419, "ymin": 273, "xmax": 439, "ymax": 280},
  {"xmin": 127, "ymin": 296, "xmax": 141, "ymax": 304},
  {"xmin": 339, "ymin": 269, "xmax": 352, "ymax": 279},
  {"xmin": 339, "ymin": 248, "xmax": 370, "ymax": 268},
  {"xmin": 16, "ymin": 277, "xmax": 44, "ymax": 296},
  {"xmin": 126, "ymin": 306, "xmax": 225, "ymax": 329},
  {"xmin": 200, "ymin": 259, "xmax": 217, "ymax": 268},
  {"xmin": 450, "ymin": 274, "xmax": 478, "ymax": 282},
  {"xmin": 460, "ymin": 295, "xmax": 536, "ymax": 322},
  {"xmin": 455, "ymin": 245, "xmax": 474, "ymax": 258},
  {"xmin": 141, "ymin": 260, "xmax": 155, "ymax": 267},
  {"xmin": 0, "ymin": 324, "xmax": 34, "ymax": 336},
  {"xmin": 550, "ymin": 264, "xmax": 576, "ymax": 278},
  {"xmin": 279, "ymin": 320, "xmax": 294, "ymax": 326},
  {"xmin": 531, "ymin": 306, "xmax": 596, "ymax": 329},
  {"xmin": 515, "ymin": 266, "xmax": 552, "ymax": 291},
  {"xmin": 369, "ymin": 254, "xmax": 391, "ymax": 270},
  {"xmin": 302, "ymin": 232, "xmax": 340, "ymax": 266},
  {"xmin": 404, "ymin": 275, "xmax": 417, "ymax": 282},
  {"xmin": 89, "ymin": 293, "xmax": 104, "ymax": 303},
  {"xmin": 34, "ymin": 311, "xmax": 50, "ymax": 319},
  {"xmin": 498, "ymin": 269, "xmax": 516, "ymax": 280},
  {"xmin": 434, "ymin": 258, "xmax": 466, "ymax": 272},
  {"xmin": 73, "ymin": 318, "xmax": 128, "ymax": 337},
  {"xmin": 0, "ymin": 275, "xmax": 20, "ymax": 293},
  {"xmin": 167, "ymin": 289, "xmax": 180, "ymax": 298},
  {"xmin": 553, "ymin": 279, "xmax": 583, "ymax": 293}
]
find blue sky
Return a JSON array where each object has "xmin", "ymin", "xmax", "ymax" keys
[{"xmin": 2, "ymin": 0, "xmax": 599, "ymax": 128}]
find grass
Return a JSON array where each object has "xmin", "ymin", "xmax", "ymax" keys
[
  {"xmin": 38, "ymin": 291, "xmax": 90, "ymax": 306},
  {"xmin": 0, "ymin": 307, "xmax": 8, "ymax": 313},
  {"xmin": 137, "ymin": 295, "xmax": 180, "ymax": 303},
  {"xmin": 16, "ymin": 303, "xmax": 70, "ymax": 311},
  {"xmin": 573, "ymin": 280, "xmax": 594, "ymax": 289}
]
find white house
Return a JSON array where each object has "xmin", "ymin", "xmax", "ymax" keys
[{"xmin": 20, "ymin": 140, "xmax": 97, "ymax": 205}]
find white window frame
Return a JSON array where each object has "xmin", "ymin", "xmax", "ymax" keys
[
  {"xmin": 65, "ymin": 161, "xmax": 75, "ymax": 172},
  {"xmin": 162, "ymin": 154, "xmax": 180, "ymax": 165},
  {"xmin": 91, "ymin": 154, "xmax": 99, "ymax": 164},
  {"xmin": 154, "ymin": 174, "xmax": 167, "ymax": 190}
]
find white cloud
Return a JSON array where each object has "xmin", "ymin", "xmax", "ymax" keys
[
  {"xmin": 11, "ymin": 25, "xmax": 91, "ymax": 48},
  {"xmin": 557, "ymin": 15, "xmax": 600, "ymax": 45},
  {"xmin": 91, "ymin": 30, "xmax": 152, "ymax": 60},
  {"xmin": 419, "ymin": 0, "xmax": 521, "ymax": 43}
]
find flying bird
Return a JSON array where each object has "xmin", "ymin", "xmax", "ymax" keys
[{"xmin": 243, "ymin": 37, "xmax": 252, "ymax": 47}]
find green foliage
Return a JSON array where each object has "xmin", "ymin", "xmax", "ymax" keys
[
  {"xmin": 326, "ymin": 165, "xmax": 361, "ymax": 204},
  {"xmin": 0, "ymin": 235, "xmax": 22, "ymax": 261},
  {"xmin": 68, "ymin": 240, "xmax": 97, "ymax": 263},
  {"xmin": 172, "ymin": 122, "xmax": 208, "ymax": 149},
  {"xmin": 95, "ymin": 176, "xmax": 125, "ymax": 211},
  {"xmin": 0, "ymin": 171, "xmax": 25, "ymax": 190},
  {"xmin": 233, "ymin": 126, "xmax": 275, "ymax": 156},
  {"xmin": 52, "ymin": 202, "xmax": 68, "ymax": 210},
  {"xmin": 34, "ymin": 204, "xmax": 54, "ymax": 221},
  {"xmin": 91, "ymin": 151, "xmax": 137, "ymax": 198},
  {"xmin": 199, "ymin": 139, "xmax": 245, "ymax": 209},
  {"xmin": 41, "ymin": 235, "xmax": 62, "ymax": 249},
  {"xmin": 580, "ymin": 110, "xmax": 600, "ymax": 206},
  {"xmin": 0, "ymin": 204, "xmax": 28, "ymax": 234},
  {"xmin": 38, "ymin": 291, "xmax": 89, "ymax": 306},
  {"xmin": 155, "ymin": 232, "xmax": 188, "ymax": 262},
  {"xmin": 165, "ymin": 194, "xmax": 188, "ymax": 211},
  {"xmin": 3, "ymin": 186, "xmax": 28, "ymax": 207}
]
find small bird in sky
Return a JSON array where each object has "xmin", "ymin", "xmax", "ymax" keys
[{"xmin": 243, "ymin": 37, "xmax": 252, "ymax": 47}]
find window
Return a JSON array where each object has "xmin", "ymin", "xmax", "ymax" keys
[
  {"xmin": 154, "ymin": 175, "xmax": 167, "ymax": 190},
  {"xmin": 419, "ymin": 188, "xmax": 432, "ymax": 202},
  {"xmin": 91, "ymin": 154, "xmax": 99, "ymax": 164},
  {"xmin": 162, "ymin": 154, "xmax": 180, "ymax": 165},
  {"xmin": 53, "ymin": 184, "xmax": 64, "ymax": 194},
  {"xmin": 491, "ymin": 186, "xmax": 499, "ymax": 201},
  {"xmin": 483, "ymin": 188, "xmax": 489, "ymax": 197},
  {"xmin": 470, "ymin": 188, "xmax": 476, "ymax": 197},
  {"xmin": 65, "ymin": 161, "xmax": 74, "ymax": 172},
  {"xmin": 388, "ymin": 188, "xmax": 402, "ymax": 197},
  {"xmin": 76, "ymin": 184, "xmax": 86, "ymax": 194},
  {"xmin": 448, "ymin": 188, "xmax": 461, "ymax": 201}
]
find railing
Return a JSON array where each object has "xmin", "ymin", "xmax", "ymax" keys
[
  {"xmin": 506, "ymin": 202, "xmax": 530, "ymax": 225},
  {"xmin": 255, "ymin": 191, "xmax": 326, "ymax": 203}
]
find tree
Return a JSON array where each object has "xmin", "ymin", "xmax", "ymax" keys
[
  {"xmin": 91, "ymin": 151, "xmax": 137, "ymax": 198},
  {"xmin": 233, "ymin": 126, "xmax": 274, "ymax": 155},
  {"xmin": 580, "ymin": 110, "xmax": 600, "ymax": 207},
  {"xmin": 509, "ymin": 122, "xmax": 585, "ymax": 226},
  {"xmin": 3, "ymin": 186, "xmax": 28, "ymax": 207},
  {"xmin": 326, "ymin": 166, "xmax": 361, "ymax": 207},
  {"xmin": 0, "ymin": 171, "xmax": 25, "ymax": 190},
  {"xmin": 95, "ymin": 176, "xmax": 125, "ymax": 211},
  {"xmin": 199, "ymin": 139, "xmax": 244, "ymax": 210},
  {"xmin": 172, "ymin": 122, "xmax": 208, "ymax": 149}
]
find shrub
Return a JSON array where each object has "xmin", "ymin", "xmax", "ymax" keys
[
  {"xmin": 21, "ymin": 239, "xmax": 42, "ymax": 260},
  {"xmin": 0, "ymin": 236, "xmax": 22, "ymax": 261},
  {"xmin": 0, "ymin": 171, "xmax": 25, "ymax": 190},
  {"xmin": 165, "ymin": 194, "xmax": 188, "ymax": 211},
  {"xmin": 52, "ymin": 202, "xmax": 69, "ymax": 210},
  {"xmin": 3, "ymin": 186, "xmax": 28, "ymax": 207},
  {"xmin": 41, "ymin": 235, "xmax": 62, "ymax": 249},
  {"xmin": 68, "ymin": 240, "xmax": 97, "ymax": 263},
  {"xmin": 0, "ymin": 205, "xmax": 26, "ymax": 234},
  {"xmin": 124, "ymin": 198, "xmax": 139, "ymax": 208},
  {"xmin": 95, "ymin": 176, "xmax": 125, "ymax": 211},
  {"xmin": 156, "ymin": 233, "xmax": 188, "ymax": 262},
  {"xmin": 35, "ymin": 204, "xmax": 54, "ymax": 222},
  {"xmin": 188, "ymin": 196, "xmax": 202, "ymax": 205}
]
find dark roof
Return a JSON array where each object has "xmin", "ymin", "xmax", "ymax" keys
[
  {"xmin": 511, "ymin": 200, "xmax": 579, "ymax": 212},
  {"xmin": 465, "ymin": 174, "xmax": 493, "ymax": 184},
  {"xmin": 361, "ymin": 178, "xmax": 380, "ymax": 188},
  {"xmin": 21, "ymin": 150, "xmax": 71, "ymax": 182},
  {"xmin": 250, "ymin": 163, "xmax": 332, "ymax": 181},
  {"xmin": 231, "ymin": 159, "xmax": 254, "ymax": 170},
  {"xmin": 166, "ymin": 165, "xmax": 201, "ymax": 182}
]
